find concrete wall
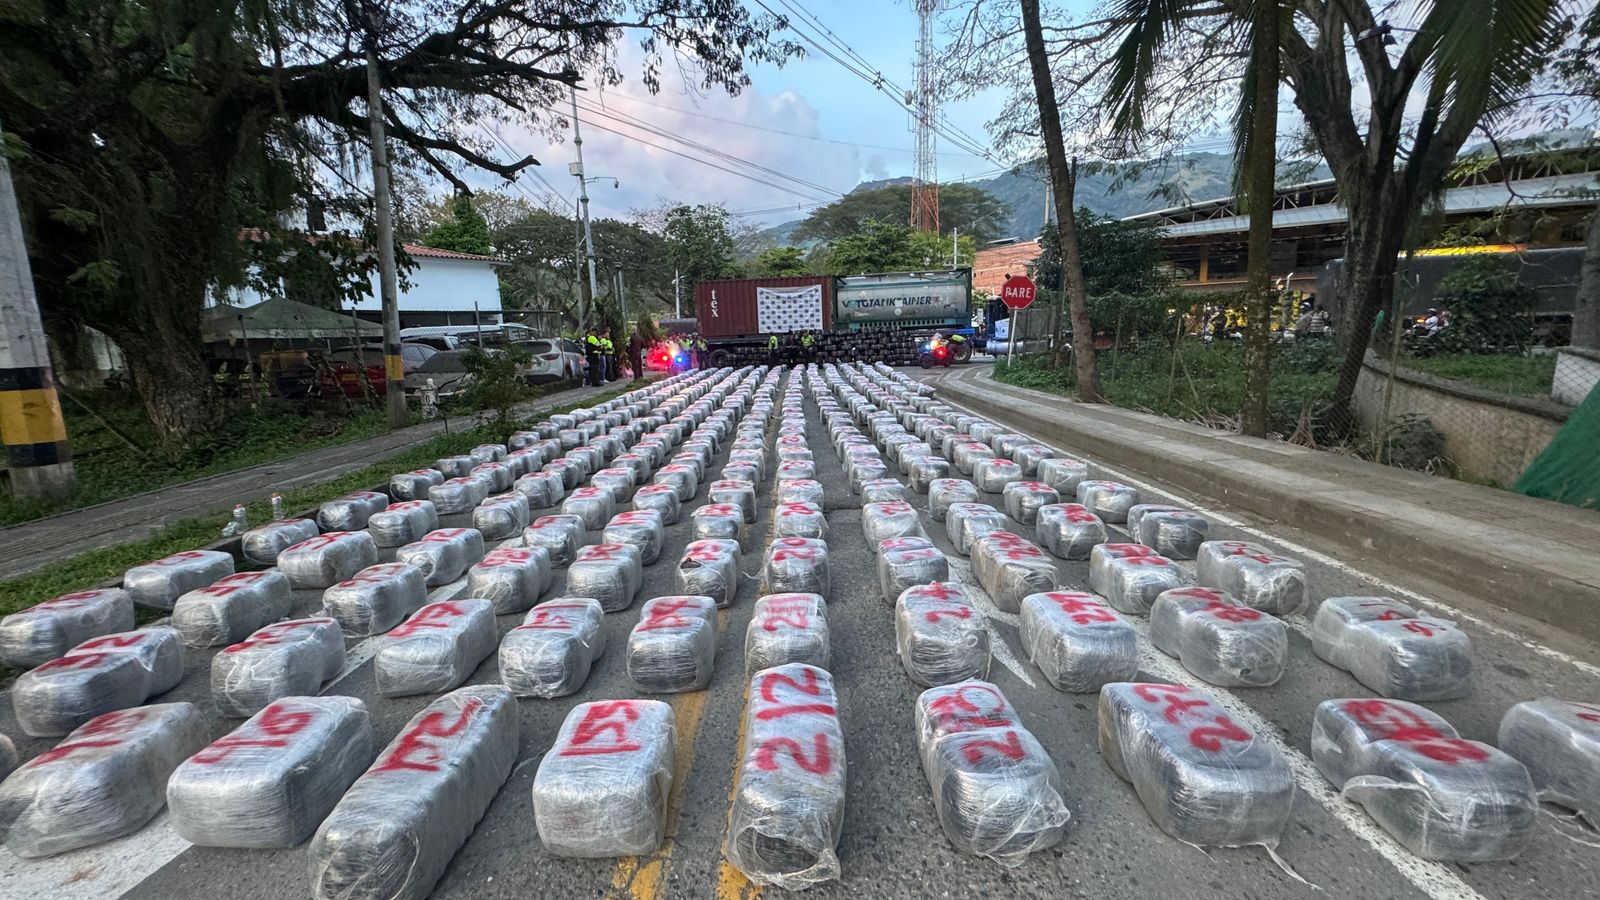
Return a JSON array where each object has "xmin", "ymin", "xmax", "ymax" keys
[
  {"xmin": 1553, "ymin": 347, "xmax": 1600, "ymax": 406},
  {"xmin": 1353, "ymin": 352, "xmax": 1568, "ymax": 485}
]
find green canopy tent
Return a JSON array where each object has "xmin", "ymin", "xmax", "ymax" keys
[{"xmin": 202, "ymin": 296, "xmax": 381, "ymax": 345}]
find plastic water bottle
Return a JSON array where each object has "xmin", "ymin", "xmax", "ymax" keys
[
  {"xmin": 222, "ymin": 503, "xmax": 248, "ymax": 537},
  {"xmin": 270, "ymin": 492, "xmax": 284, "ymax": 520}
]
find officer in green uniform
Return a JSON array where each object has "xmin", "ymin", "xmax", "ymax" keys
[
  {"xmin": 695, "ymin": 334, "xmax": 708, "ymax": 369},
  {"xmin": 767, "ymin": 333, "xmax": 779, "ymax": 364},
  {"xmin": 584, "ymin": 329, "xmax": 602, "ymax": 385},
  {"xmin": 800, "ymin": 330, "xmax": 816, "ymax": 363},
  {"xmin": 599, "ymin": 330, "xmax": 615, "ymax": 382}
]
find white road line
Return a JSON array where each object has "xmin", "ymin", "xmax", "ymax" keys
[
  {"xmin": 1128, "ymin": 630, "xmax": 1489, "ymax": 900},
  {"xmin": 934, "ymin": 382, "xmax": 1600, "ymax": 680},
  {"xmin": 0, "ymin": 812, "xmax": 191, "ymax": 900}
]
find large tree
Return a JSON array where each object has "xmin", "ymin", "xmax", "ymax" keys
[
  {"xmin": 1, "ymin": 0, "xmax": 797, "ymax": 447},
  {"xmin": 658, "ymin": 203, "xmax": 739, "ymax": 299},
  {"xmin": 423, "ymin": 193, "xmax": 494, "ymax": 256},
  {"xmin": 792, "ymin": 182, "xmax": 1012, "ymax": 245},
  {"xmin": 820, "ymin": 219, "xmax": 976, "ymax": 274}
]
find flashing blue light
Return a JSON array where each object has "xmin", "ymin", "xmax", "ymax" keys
[{"xmin": 675, "ymin": 353, "xmax": 688, "ymax": 367}]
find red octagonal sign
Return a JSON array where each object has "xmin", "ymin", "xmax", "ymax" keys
[{"xmin": 1001, "ymin": 274, "xmax": 1037, "ymax": 310}]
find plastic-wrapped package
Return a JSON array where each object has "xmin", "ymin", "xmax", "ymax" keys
[
  {"xmin": 1135, "ymin": 509, "xmax": 1210, "ymax": 560},
  {"xmin": 1125, "ymin": 504, "xmax": 1183, "ymax": 538},
  {"xmin": 858, "ymin": 478, "xmax": 908, "ymax": 504},
  {"xmin": 1194, "ymin": 540, "xmax": 1305, "ymax": 614},
  {"xmin": 709, "ymin": 479, "xmax": 759, "ymax": 524},
  {"xmin": 469, "ymin": 443, "xmax": 507, "ymax": 465},
  {"xmin": 561, "ymin": 486, "xmax": 617, "ymax": 531},
  {"xmin": 897, "ymin": 442, "xmax": 934, "ymax": 474},
  {"xmin": 591, "ymin": 468, "xmax": 637, "ymax": 504},
  {"xmin": 1343, "ymin": 617, "xmax": 1473, "ymax": 701},
  {"xmin": 878, "ymin": 545, "xmax": 950, "ymax": 605},
  {"xmin": 861, "ymin": 500, "xmax": 927, "ymax": 545},
  {"xmin": 763, "ymin": 537, "xmax": 831, "ymax": 597},
  {"xmin": 928, "ymin": 478, "xmax": 979, "ymax": 522},
  {"xmin": 375, "ymin": 599, "xmax": 498, "ymax": 698},
  {"xmin": 514, "ymin": 471, "xmax": 566, "ymax": 509},
  {"xmin": 390, "ymin": 469, "xmax": 445, "ymax": 502},
  {"xmin": 278, "ymin": 532, "xmax": 380, "ymax": 590},
  {"xmin": 776, "ymin": 459, "xmax": 817, "ymax": 482},
  {"xmin": 1011, "ymin": 444, "xmax": 1055, "ymax": 476},
  {"xmin": 1020, "ymin": 592, "xmax": 1138, "ymax": 692},
  {"xmin": 1497, "ymin": 698, "xmax": 1600, "ymax": 826},
  {"xmin": 472, "ymin": 493, "xmax": 530, "ymax": 542},
  {"xmin": 1309, "ymin": 596, "xmax": 1419, "ymax": 669},
  {"xmin": 1035, "ymin": 503, "xmax": 1106, "ymax": 560},
  {"xmin": 435, "ymin": 454, "xmax": 477, "ymax": 479},
  {"xmin": 631, "ymin": 484, "xmax": 682, "ymax": 525},
  {"xmin": 567, "ymin": 543, "xmax": 645, "ymax": 612},
  {"xmin": 603, "ymin": 509, "xmax": 667, "ymax": 565},
  {"xmin": 627, "ymin": 596, "xmax": 718, "ymax": 693},
  {"xmin": 969, "ymin": 422, "xmax": 1003, "ymax": 446},
  {"xmin": 777, "ymin": 478, "xmax": 824, "ymax": 506},
  {"xmin": 612, "ymin": 451, "xmax": 653, "ymax": 485},
  {"xmin": 972, "ymin": 457, "xmax": 1023, "ymax": 494},
  {"xmin": 1149, "ymin": 587, "xmax": 1288, "ymax": 687},
  {"xmin": 542, "ymin": 457, "xmax": 585, "ymax": 491},
  {"xmin": 499, "ymin": 599, "xmax": 607, "ymax": 698},
  {"xmin": 317, "ymin": 491, "xmax": 389, "ymax": 532},
  {"xmin": 1311, "ymin": 698, "xmax": 1458, "ymax": 788},
  {"xmin": 936, "ymin": 430, "xmax": 972, "ymax": 461},
  {"xmin": 310, "ymin": 686, "xmax": 518, "ymax": 900},
  {"xmin": 167, "ymin": 696, "xmax": 375, "ymax": 848},
  {"xmin": 847, "ymin": 457, "xmax": 890, "ymax": 495},
  {"xmin": 907, "ymin": 456, "xmax": 952, "ymax": 494},
  {"xmin": 11, "ymin": 627, "xmax": 185, "ymax": 737},
  {"xmin": 508, "ymin": 430, "xmax": 542, "ymax": 450},
  {"xmin": 429, "ymin": 474, "xmax": 491, "ymax": 515},
  {"xmin": 0, "ymin": 588, "xmax": 136, "ymax": 669},
  {"xmin": 467, "ymin": 463, "xmax": 512, "ymax": 495},
  {"xmin": 1035, "ymin": 457, "xmax": 1089, "ymax": 496},
  {"xmin": 525, "ymin": 514, "xmax": 587, "ymax": 567},
  {"xmin": 212, "ymin": 618, "xmax": 345, "ymax": 717},
  {"xmin": 394, "ymin": 528, "xmax": 486, "ymax": 587},
  {"xmin": 727, "ymin": 664, "xmax": 846, "ymax": 888},
  {"xmin": 944, "ymin": 502, "xmax": 1007, "ymax": 556},
  {"xmin": 1075, "ymin": 480, "xmax": 1139, "ymax": 523},
  {"xmin": 1002, "ymin": 481, "xmax": 1060, "ymax": 525},
  {"xmin": 323, "ymin": 562, "xmax": 429, "ymax": 637},
  {"xmin": 728, "ymin": 449, "xmax": 767, "ymax": 481},
  {"xmin": 951, "ymin": 441, "xmax": 997, "ymax": 476},
  {"xmin": 0, "ymin": 703, "xmax": 208, "ymax": 858},
  {"xmin": 673, "ymin": 539, "xmax": 739, "ymax": 608},
  {"xmin": 123, "ymin": 549, "xmax": 235, "ymax": 610},
  {"xmin": 367, "ymin": 500, "xmax": 439, "ymax": 548},
  {"xmin": 172, "ymin": 570, "xmax": 293, "ymax": 648},
  {"xmin": 241, "ymin": 518, "xmax": 320, "ymax": 566},
  {"xmin": 654, "ymin": 463, "xmax": 700, "ymax": 501},
  {"xmin": 896, "ymin": 582, "xmax": 990, "ymax": 686},
  {"xmin": 1097, "ymin": 682, "xmax": 1295, "ymax": 847},
  {"xmin": 745, "ymin": 594, "xmax": 830, "ymax": 675},
  {"xmin": 532, "ymin": 699, "xmax": 675, "ymax": 858},
  {"xmin": 692, "ymin": 503, "xmax": 745, "ymax": 542},
  {"xmin": 1088, "ymin": 544, "xmax": 1181, "ymax": 615},
  {"xmin": 503, "ymin": 448, "xmax": 541, "ymax": 479},
  {"xmin": 914, "ymin": 682, "xmax": 1068, "ymax": 864},
  {"xmin": 971, "ymin": 533, "xmax": 1060, "ymax": 614},
  {"xmin": 466, "ymin": 547, "xmax": 552, "ymax": 614},
  {"xmin": 772, "ymin": 501, "xmax": 825, "ymax": 540}
]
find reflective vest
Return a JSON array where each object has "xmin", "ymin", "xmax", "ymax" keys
[
  {"xmin": 800, "ymin": 333, "xmax": 814, "ymax": 347},
  {"xmin": 768, "ymin": 335, "xmax": 779, "ymax": 349},
  {"xmin": 585, "ymin": 334, "xmax": 600, "ymax": 351},
  {"xmin": 600, "ymin": 338, "xmax": 613, "ymax": 353},
  {"xmin": 696, "ymin": 338, "xmax": 707, "ymax": 351}
]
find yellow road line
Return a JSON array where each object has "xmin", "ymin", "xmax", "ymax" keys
[{"xmin": 715, "ymin": 678, "xmax": 761, "ymax": 900}]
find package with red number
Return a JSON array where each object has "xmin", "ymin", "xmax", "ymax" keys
[
  {"xmin": 972, "ymin": 533, "xmax": 1060, "ymax": 614},
  {"xmin": 1035, "ymin": 457, "xmax": 1089, "ymax": 496},
  {"xmin": 279, "ymin": 531, "xmax": 380, "ymax": 590},
  {"xmin": 774, "ymin": 501, "xmax": 827, "ymax": 540},
  {"xmin": 895, "ymin": 582, "xmax": 990, "ymax": 687},
  {"xmin": 513, "ymin": 470, "xmax": 566, "ymax": 510},
  {"xmin": 676, "ymin": 539, "xmax": 741, "ymax": 608},
  {"xmin": 862, "ymin": 500, "xmax": 926, "ymax": 546},
  {"xmin": 212, "ymin": 618, "xmax": 345, "ymax": 717},
  {"xmin": 1309, "ymin": 596, "xmax": 1419, "ymax": 669},
  {"xmin": 567, "ymin": 543, "xmax": 645, "ymax": 613},
  {"xmin": 472, "ymin": 493, "xmax": 530, "ymax": 542},
  {"xmin": 466, "ymin": 546, "xmax": 552, "ymax": 615},
  {"xmin": 907, "ymin": 456, "xmax": 953, "ymax": 494},
  {"xmin": 654, "ymin": 464, "xmax": 699, "ymax": 502},
  {"xmin": 368, "ymin": 499, "xmax": 440, "ymax": 548},
  {"xmin": 1098, "ymin": 682, "xmax": 1294, "ymax": 848},
  {"xmin": 394, "ymin": 527, "xmax": 485, "ymax": 587},
  {"xmin": 727, "ymin": 665, "xmax": 847, "ymax": 888},
  {"xmin": 762, "ymin": 538, "xmax": 831, "ymax": 597},
  {"xmin": 1498, "ymin": 698, "xmax": 1600, "ymax": 828},
  {"xmin": 951, "ymin": 441, "xmax": 996, "ymax": 476},
  {"xmin": 914, "ymin": 681, "xmax": 1069, "ymax": 865},
  {"xmin": 12, "ymin": 627, "xmax": 185, "ymax": 737},
  {"xmin": 1034, "ymin": 503, "xmax": 1105, "ymax": 561},
  {"xmin": 745, "ymin": 594, "xmax": 830, "ymax": 675},
  {"xmin": 1021, "ymin": 592, "xmax": 1138, "ymax": 693},
  {"xmin": 532, "ymin": 699, "xmax": 676, "ymax": 857},
  {"xmin": 710, "ymin": 479, "xmax": 759, "ymax": 524},
  {"xmin": 878, "ymin": 545, "xmax": 950, "ymax": 606},
  {"xmin": 590, "ymin": 467, "xmax": 637, "ymax": 505},
  {"xmin": 1001, "ymin": 481, "xmax": 1059, "ymax": 525},
  {"xmin": 0, "ymin": 703, "xmax": 208, "ymax": 857},
  {"xmin": 1195, "ymin": 540, "xmax": 1306, "ymax": 615},
  {"xmin": 972, "ymin": 457, "xmax": 1023, "ymax": 495},
  {"xmin": 123, "ymin": 549, "xmax": 235, "ymax": 610},
  {"xmin": 469, "ymin": 462, "xmax": 513, "ymax": 494},
  {"xmin": 561, "ymin": 486, "xmax": 617, "ymax": 531},
  {"xmin": 728, "ymin": 448, "xmax": 768, "ymax": 482},
  {"xmin": 524, "ymin": 514, "xmax": 587, "ymax": 568},
  {"xmin": 631, "ymin": 483, "xmax": 682, "ymax": 525},
  {"xmin": 172, "ymin": 570, "xmax": 293, "ymax": 649},
  {"xmin": 1313, "ymin": 698, "xmax": 1535, "ymax": 860},
  {"xmin": 896, "ymin": 441, "xmax": 935, "ymax": 474},
  {"xmin": 310, "ymin": 686, "xmax": 518, "ymax": 898},
  {"xmin": 1150, "ymin": 587, "xmax": 1288, "ymax": 687},
  {"xmin": 1088, "ymin": 543, "xmax": 1182, "ymax": 615},
  {"xmin": 626, "ymin": 596, "xmax": 718, "ymax": 693},
  {"xmin": 1011, "ymin": 443, "xmax": 1055, "ymax": 476},
  {"xmin": 612, "ymin": 451, "xmax": 653, "ymax": 485},
  {"xmin": 0, "ymin": 588, "xmax": 136, "ymax": 670},
  {"xmin": 846, "ymin": 455, "xmax": 890, "ymax": 495},
  {"xmin": 429, "ymin": 473, "xmax": 492, "ymax": 515},
  {"xmin": 317, "ymin": 490, "xmax": 389, "ymax": 532},
  {"xmin": 390, "ymin": 468, "xmax": 445, "ymax": 502},
  {"xmin": 927, "ymin": 479, "xmax": 979, "ymax": 522},
  {"xmin": 692, "ymin": 503, "xmax": 745, "ymax": 542},
  {"xmin": 375, "ymin": 599, "xmax": 498, "ymax": 698},
  {"xmin": 944, "ymin": 502, "xmax": 1007, "ymax": 556},
  {"xmin": 167, "ymin": 696, "xmax": 375, "ymax": 848},
  {"xmin": 241, "ymin": 517, "xmax": 320, "ymax": 566},
  {"xmin": 499, "ymin": 598, "xmax": 607, "ymax": 698},
  {"xmin": 1343, "ymin": 616, "xmax": 1473, "ymax": 701},
  {"xmin": 602, "ymin": 509, "xmax": 667, "ymax": 566},
  {"xmin": 773, "ymin": 478, "xmax": 821, "ymax": 507},
  {"xmin": 323, "ymin": 563, "xmax": 429, "ymax": 637}
]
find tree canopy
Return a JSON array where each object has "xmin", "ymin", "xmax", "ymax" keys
[
  {"xmin": 750, "ymin": 246, "xmax": 810, "ymax": 277},
  {"xmin": 424, "ymin": 194, "xmax": 494, "ymax": 256},
  {"xmin": 791, "ymin": 183, "xmax": 1012, "ymax": 245},
  {"xmin": 659, "ymin": 203, "xmax": 739, "ymax": 297},
  {"xmin": 820, "ymin": 220, "xmax": 975, "ymax": 275}
]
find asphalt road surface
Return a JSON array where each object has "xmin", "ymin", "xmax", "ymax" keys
[{"xmin": 2, "ymin": 363, "xmax": 1597, "ymax": 900}]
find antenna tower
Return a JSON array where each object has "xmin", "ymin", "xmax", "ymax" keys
[{"xmin": 909, "ymin": 0, "xmax": 941, "ymax": 233}]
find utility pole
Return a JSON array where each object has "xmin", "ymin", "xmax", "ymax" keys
[
  {"xmin": 951, "ymin": 227, "xmax": 959, "ymax": 268},
  {"xmin": 616, "ymin": 269, "xmax": 628, "ymax": 326},
  {"xmin": 673, "ymin": 268, "xmax": 681, "ymax": 318},
  {"xmin": 0, "ymin": 114, "xmax": 75, "ymax": 498},
  {"xmin": 569, "ymin": 85, "xmax": 600, "ymax": 332},
  {"xmin": 363, "ymin": 38, "xmax": 406, "ymax": 429}
]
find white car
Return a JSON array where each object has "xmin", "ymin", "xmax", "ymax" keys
[{"xmin": 519, "ymin": 339, "xmax": 586, "ymax": 385}]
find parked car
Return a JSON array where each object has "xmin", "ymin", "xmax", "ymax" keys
[
  {"xmin": 318, "ymin": 347, "xmax": 388, "ymax": 397},
  {"xmin": 402, "ymin": 349, "xmax": 476, "ymax": 398},
  {"xmin": 519, "ymin": 338, "xmax": 587, "ymax": 384}
]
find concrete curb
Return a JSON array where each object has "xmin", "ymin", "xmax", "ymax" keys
[{"xmin": 934, "ymin": 369, "xmax": 1600, "ymax": 643}]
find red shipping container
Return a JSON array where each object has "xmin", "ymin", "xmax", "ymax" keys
[{"xmin": 694, "ymin": 277, "xmax": 833, "ymax": 339}]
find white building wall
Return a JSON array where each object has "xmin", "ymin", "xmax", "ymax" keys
[{"xmin": 212, "ymin": 257, "xmax": 502, "ymax": 314}]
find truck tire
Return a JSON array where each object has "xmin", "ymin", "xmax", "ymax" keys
[
  {"xmin": 709, "ymin": 349, "xmax": 736, "ymax": 369},
  {"xmin": 953, "ymin": 343, "xmax": 973, "ymax": 363}
]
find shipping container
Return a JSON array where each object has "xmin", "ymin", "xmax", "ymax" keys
[
  {"xmin": 694, "ymin": 276, "xmax": 833, "ymax": 339},
  {"xmin": 834, "ymin": 271, "xmax": 972, "ymax": 328}
]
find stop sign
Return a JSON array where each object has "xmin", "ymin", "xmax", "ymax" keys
[{"xmin": 1001, "ymin": 274, "xmax": 1037, "ymax": 310}]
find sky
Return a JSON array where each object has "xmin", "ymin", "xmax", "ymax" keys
[{"xmin": 488, "ymin": 1, "xmax": 1094, "ymax": 227}]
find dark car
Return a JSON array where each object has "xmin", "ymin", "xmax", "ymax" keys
[
  {"xmin": 318, "ymin": 347, "xmax": 388, "ymax": 397},
  {"xmin": 402, "ymin": 349, "xmax": 478, "ymax": 398}
]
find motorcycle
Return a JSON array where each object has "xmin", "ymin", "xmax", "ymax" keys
[{"xmin": 918, "ymin": 341, "xmax": 954, "ymax": 369}]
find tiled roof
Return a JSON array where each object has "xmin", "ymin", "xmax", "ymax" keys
[
  {"xmin": 973, "ymin": 240, "xmax": 1041, "ymax": 295},
  {"xmin": 402, "ymin": 243, "xmax": 502, "ymax": 262}
]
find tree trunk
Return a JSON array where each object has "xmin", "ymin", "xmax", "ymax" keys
[
  {"xmin": 1573, "ymin": 199, "xmax": 1600, "ymax": 350},
  {"xmin": 1020, "ymin": 0, "xmax": 1101, "ymax": 402},
  {"xmin": 1327, "ymin": 189, "xmax": 1409, "ymax": 433},
  {"xmin": 121, "ymin": 334, "xmax": 222, "ymax": 454},
  {"xmin": 1239, "ymin": 2, "xmax": 1280, "ymax": 437}
]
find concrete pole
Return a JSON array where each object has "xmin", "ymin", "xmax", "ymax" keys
[
  {"xmin": 570, "ymin": 85, "xmax": 600, "ymax": 330},
  {"xmin": 951, "ymin": 227, "xmax": 958, "ymax": 268},
  {"xmin": 0, "ymin": 113, "xmax": 75, "ymax": 498},
  {"xmin": 364, "ymin": 50, "xmax": 406, "ymax": 428},
  {"xmin": 674, "ymin": 268, "xmax": 681, "ymax": 318}
]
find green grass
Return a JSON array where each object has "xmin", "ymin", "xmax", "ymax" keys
[
  {"xmin": 995, "ymin": 340, "xmax": 1340, "ymax": 436},
  {"xmin": 0, "ymin": 384, "xmax": 630, "ymax": 619},
  {"xmin": 1398, "ymin": 352, "xmax": 1556, "ymax": 398}
]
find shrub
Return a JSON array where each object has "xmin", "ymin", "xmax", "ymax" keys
[
  {"xmin": 1431, "ymin": 256, "xmax": 1537, "ymax": 355},
  {"xmin": 460, "ymin": 344, "xmax": 534, "ymax": 436}
]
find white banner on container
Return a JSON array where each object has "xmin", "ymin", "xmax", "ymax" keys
[{"xmin": 756, "ymin": 285, "xmax": 824, "ymax": 333}]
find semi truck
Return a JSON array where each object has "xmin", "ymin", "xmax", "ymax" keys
[{"xmin": 692, "ymin": 270, "xmax": 976, "ymax": 368}]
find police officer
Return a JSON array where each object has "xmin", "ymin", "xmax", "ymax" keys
[
  {"xmin": 599, "ymin": 329, "xmax": 615, "ymax": 382},
  {"xmin": 767, "ymin": 332, "xmax": 779, "ymax": 364},
  {"xmin": 584, "ymin": 328, "xmax": 602, "ymax": 385},
  {"xmin": 694, "ymin": 333, "xmax": 707, "ymax": 369},
  {"xmin": 800, "ymin": 329, "xmax": 816, "ymax": 363}
]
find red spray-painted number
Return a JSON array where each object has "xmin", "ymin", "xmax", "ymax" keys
[{"xmin": 372, "ymin": 697, "xmax": 486, "ymax": 772}]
